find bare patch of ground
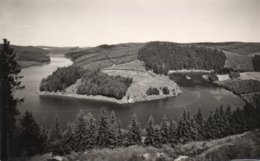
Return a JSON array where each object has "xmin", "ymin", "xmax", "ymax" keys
[{"xmin": 102, "ymin": 60, "xmax": 181, "ymax": 103}]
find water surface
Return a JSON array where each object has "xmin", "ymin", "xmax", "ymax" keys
[{"xmin": 16, "ymin": 56, "xmax": 245, "ymax": 128}]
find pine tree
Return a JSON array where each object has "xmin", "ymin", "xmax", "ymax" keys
[
  {"xmin": 160, "ymin": 115, "xmax": 169, "ymax": 144},
  {"xmin": 19, "ymin": 111, "xmax": 45, "ymax": 157},
  {"xmin": 144, "ymin": 115, "xmax": 155, "ymax": 146},
  {"xmin": 116, "ymin": 120, "xmax": 124, "ymax": 147},
  {"xmin": 153, "ymin": 125, "xmax": 162, "ymax": 147},
  {"xmin": 39, "ymin": 121, "xmax": 49, "ymax": 153},
  {"xmin": 225, "ymin": 105, "xmax": 232, "ymax": 135},
  {"xmin": 194, "ymin": 108, "xmax": 205, "ymax": 140},
  {"xmin": 48, "ymin": 114, "xmax": 62, "ymax": 154},
  {"xmin": 85, "ymin": 113, "xmax": 97, "ymax": 149},
  {"xmin": 176, "ymin": 110, "xmax": 192, "ymax": 143},
  {"xmin": 60, "ymin": 122, "xmax": 75, "ymax": 154},
  {"xmin": 127, "ymin": 114, "xmax": 142, "ymax": 146},
  {"xmin": 168, "ymin": 119, "xmax": 178, "ymax": 145},
  {"xmin": 189, "ymin": 115, "xmax": 200, "ymax": 141},
  {"xmin": 73, "ymin": 110, "xmax": 88, "ymax": 152},
  {"xmin": 0, "ymin": 39, "xmax": 24, "ymax": 160},
  {"xmin": 96, "ymin": 107, "xmax": 115, "ymax": 148},
  {"xmin": 205, "ymin": 112, "xmax": 217, "ymax": 139}
]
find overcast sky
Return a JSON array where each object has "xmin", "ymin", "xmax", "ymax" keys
[{"xmin": 0, "ymin": 0, "xmax": 260, "ymax": 46}]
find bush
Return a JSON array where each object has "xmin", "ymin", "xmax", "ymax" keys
[
  {"xmin": 146, "ymin": 87, "xmax": 160, "ymax": 95},
  {"xmin": 229, "ymin": 70, "xmax": 240, "ymax": 79},
  {"xmin": 162, "ymin": 87, "xmax": 169, "ymax": 95},
  {"xmin": 77, "ymin": 70, "xmax": 132, "ymax": 99},
  {"xmin": 40, "ymin": 65, "xmax": 85, "ymax": 92}
]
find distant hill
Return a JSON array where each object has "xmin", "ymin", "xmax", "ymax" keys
[
  {"xmin": 138, "ymin": 41, "xmax": 226, "ymax": 74},
  {"xmin": 65, "ymin": 43, "xmax": 144, "ymax": 69},
  {"xmin": 0, "ymin": 45, "xmax": 50, "ymax": 68},
  {"xmin": 63, "ymin": 41, "xmax": 260, "ymax": 72},
  {"xmin": 193, "ymin": 42, "xmax": 260, "ymax": 55},
  {"xmin": 37, "ymin": 46, "xmax": 87, "ymax": 55},
  {"xmin": 192, "ymin": 42, "xmax": 260, "ymax": 71}
]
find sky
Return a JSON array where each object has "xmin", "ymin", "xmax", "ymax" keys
[{"xmin": 0, "ymin": 0, "xmax": 260, "ymax": 47}]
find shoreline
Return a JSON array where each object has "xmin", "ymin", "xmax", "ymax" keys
[
  {"xmin": 39, "ymin": 91, "xmax": 181, "ymax": 104},
  {"xmin": 18, "ymin": 60, "xmax": 50, "ymax": 69}
]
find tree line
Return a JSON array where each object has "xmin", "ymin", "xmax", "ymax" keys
[
  {"xmin": 40, "ymin": 65, "xmax": 85, "ymax": 92},
  {"xmin": 77, "ymin": 70, "xmax": 132, "ymax": 99},
  {"xmin": 138, "ymin": 41, "xmax": 226, "ymax": 74},
  {"xmin": 14, "ymin": 99, "xmax": 260, "ymax": 158},
  {"xmin": 39, "ymin": 66, "xmax": 132, "ymax": 100}
]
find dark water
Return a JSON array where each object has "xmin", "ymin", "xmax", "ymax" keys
[{"xmin": 16, "ymin": 56, "xmax": 245, "ymax": 129}]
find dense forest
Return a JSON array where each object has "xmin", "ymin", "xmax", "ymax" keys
[
  {"xmin": 40, "ymin": 65, "xmax": 85, "ymax": 92},
  {"xmin": 13, "ymin": 98, "xmax": 260, "ymax": 159},
  {"xmin": 253, "ymin": 55, "xmax": 260, "ymax": 71},
  {"xmin": 77, "ymin": 70, "xmax": 132, "ymax": 99},
  {"xmin": 138, "ymin": 42, "xmax": 226, "ymax": 74}
]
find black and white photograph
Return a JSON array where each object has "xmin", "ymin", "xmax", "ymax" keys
[{"xmin": 1, "ymin": 0, "xmax": 260, "ymax": 160}]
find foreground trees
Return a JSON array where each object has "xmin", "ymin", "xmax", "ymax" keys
[
  {"xmin": 0, "ymin": 39, "xmax": 24, "ymax": 160},
  {"xmin": 38, "ymin": 100, "xmax": 259, "ymax": 155},
  {"xmin": 8, "ymin": 97, "xmax": 259, "ymax": 159}
]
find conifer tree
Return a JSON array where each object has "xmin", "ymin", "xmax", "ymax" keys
[
  {"xmin": 39, "ymin": 121, "xmax": 49, "ymax": 153},
  {"xmin": 177, "ymin": 110, "xmax": 192, "ymax": 143},
  {"xmin": 144, "ymin": 115, "xmax": 155, "ymax": 146},
  {"xmin": 205, "ymin": 112, "xmax": 217, "ymax": 139},
  {"xmin": 127, "ymin": 114, "xmax": 142, "ymax": 146},
  {"xmin": 153, "ymin": 125, "xmax": 162, "ymax": 147},
  {"xmin": 225, "ymin": 105, "xmax": 232, "ymax": 135},
  {"xmin": 168, "ymin": 119, "xmax": 178, "ymax": 145},
  {"xmin": 116, "ymin": 123, "xmax": 125, "ymax": 147},
  {"xmin": 19, "ymin": 111, "xmax": 45, "ymax": 157},
  {"xmin": 189, "ymin": 115, "xmax": 200, "ymax": 141},
  {"xmin": 0, "ymin": 39, "xmax": 24, "ymax": 160},
  {"xmin": 60, "ymin": 122, "xmax": 75, "ymax": 154},
  {"xmin": 48, "ymin": 114, "xmax": 62, "ymax": 154},
  {"xmin": 85, "ymin": 113, "xmax": 97, "ymax": 149},
  {"xmin": 73, "ymin": 110, "xmax": 88, "ymax": 152},
  {"xmin": 160, "ymin": 115, "xmax": 169, "ymax": 144},
  {"xmin": 194, "ymin": 108, "xmax": 205, "ymax": 140},
  {"xmin": 96, "ymin": 108, "xmax": 115, "ymax": 148}
]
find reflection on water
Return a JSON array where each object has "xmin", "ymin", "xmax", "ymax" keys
[{"xmin": 16, "ymin": 57, "xmax": 245, "ymax": 128}]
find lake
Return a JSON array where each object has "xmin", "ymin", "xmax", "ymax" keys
[{"xmin": 16, "ymin": 56, "xmax": 245, "ymax": 129}]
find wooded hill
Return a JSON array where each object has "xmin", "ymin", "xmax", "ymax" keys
[
  {"xmin": 138, "ymin": 41, "xmax": 226, "ymax": 74},
  {"xmin": 0, "ymin": 44, "xmax": 50, "ymax": 68}
]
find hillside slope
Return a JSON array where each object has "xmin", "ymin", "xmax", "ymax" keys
[
  {"xmin": 65, "ymin": 43, "xmax": 144, "ymax": 69},
  {"xmin": 194, "ymin": 42, "xmax": 260, "ymax": 55},
  {"xmin": 28, "ymin": 129, "xmax": 260, "ymax": 161},
  {"xmin": 194, "ymin": 42, "xmax": 260, "ymax": 71},
  {"xmin": 0, "ymin": 45, "xmax": 51, "ymax": 68}
]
